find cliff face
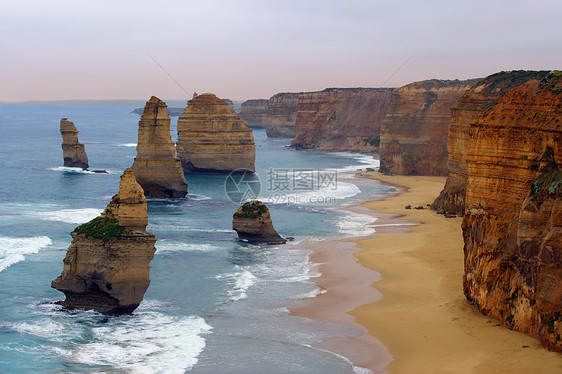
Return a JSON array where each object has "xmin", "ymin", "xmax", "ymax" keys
[
  {"xmin": 131, "ymin": 96, "xmax": 188, "ymax": 198},
  {"xmin": 239, "ymin": 99, "xmax": 269, "ymax": 128},
  {"xmin": 60, "ymin": 118, "xmax": 89, "ymax": 169},
  {"xmin": 177, "ymin": 93, "xmax": 255, "ymax": 173},
  {"xmin": 266, "ymin": 93, "xmax": 300, "ymax": 138},
  {"xmin": 379, "ymin": 79, "xmax": 477, "ymax": 175},
  {"xmin": 433, "ymin": 71, "xmax": 551, "ymax": 213},
  {"xmin": 291, "ymin": 88, "xmax": 394, "ymax": 152},
  {"xmin": 232, "ymin": 200, "xmax": 285, "ymax": 244},
  {"xmin": 52, "ymin": 168, "xmax": 156, "ymax": 315},
  {"xmin": 462, "ymin": 73, "xmax": 562, "ymax": 351}
]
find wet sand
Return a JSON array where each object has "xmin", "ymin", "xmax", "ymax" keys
[{"xmin": 291, "ymin": 172, "xmax": 562, "ymax": 373}]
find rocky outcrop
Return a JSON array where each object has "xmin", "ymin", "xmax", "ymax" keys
[
  {"xmin": 232, "ymin": 200, "xmax": 286, "ymax": 244},
  {"xmin": 291, "ymin": 88, "xmax": 394, "ymax": 151},
  {"xmin": 433, "ymin": 71, "xmax": 551, "ymax": 213},
  {"xmin": 462, "ymin": 72, "xmax": 562, "ymax": 351},
  {"xmin": 131, "ymin": 96, "xmax": 187, "ymax": 198},
  {"xmin": 379, "ymin": 79, "xmax": 478, "ymax": 175},
  {"xmin": 176, "ymin": 93, "xmax": 255, "ymax": 173},
  {"xmin": 131, "ymin": 107, "xmax": 184, "ymax": 116},
  {"xmin": 239, "ymin": 99, "xmax": 269, "ymax": 128},
  {"xmin": 60, "ymin": 118, "xmax": 89, "ymax": 169},
  {"xmin": 52, "ymin": 168, "xmax": 157, "ymax": 315},
  {"xmin": 266, "ymin": 93, "xmax": 300, "ymax": 138},
  {"xmin": 222, "ymin": 98, "xmax": 236, "ymax": 114}
]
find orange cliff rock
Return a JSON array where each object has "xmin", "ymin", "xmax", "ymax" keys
[
  {"xmin": 131, "ymin": 96, "xmax": 188, "ymax": 198},
  {"xmin": 265, "ymin": 93, "xmax": 300, "ymax": 138},
  {"xmin": 462, "ymin": 73, "xmax": 562, "ymax": 351},
  {"xmin": 239, "ymin": 99, "xmax": 269, "ymax": 129},
  {"xmin": 177, "ymin": 93, "xmax": 255, "ymax": 173},
  {"xmin": 51, "ymin": 168, "xmax": 156, "ymax": 315},
  {"xmin": 60, "ymin": 118, "xmax": 89, "ymax": 169},
  {"xmin": 379, "ymin": 79, "xmax": 478, "ymax": 175},
  {"xmin": 291, "ymin": 88, "xmax": 394, "ymax": 151},
  {"xmin": 232, "ymin": 200, "xmax": 286, "ymax": 244},
  {"xmin": 433, "ymin": 71, "xmax": 552, "ymax": 213}
]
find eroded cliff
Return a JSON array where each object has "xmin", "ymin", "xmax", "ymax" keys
[
  {"xmin": 177, "ymin": 93, "xmax": 255, "ymax": 173},
  {"xmin": 291, "ymin": 88, "xmax": 394, "ymax": 152},
  {"xmin": 433, "ymin": 71, "xmax": 551, "ymax": 213},
  {"xmin": 239, "ymin": 99, "xmax": 269, "ymax": 128},
  {"xmin": 131, "ymin": 96, "xmax": 188, "ymax": 198},
  {"xmin": 52, "ymin": 168, "xmax": 156, "ymax": 315},
  {"xmin": 60, "ymin": 118, "xmax": 89, "ymax": 169},
  {"xmin": 266, "ymin": 93, "xmax": 300, "ymax": 138},
  {"xmin": 462, "ymin": 73, "xmax": 562, "ymax": 351},
  {"xmin": 379, "ymin": 79, "xmax": 478, "ymax": 175}
]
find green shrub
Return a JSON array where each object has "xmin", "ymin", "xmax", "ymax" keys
[{"xmin": 74, "ymin": 216, "xmax": 125, "ymax": 241}]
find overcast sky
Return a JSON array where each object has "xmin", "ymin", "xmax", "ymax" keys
[{"xmin": 1, "ymin": 0, "xmax": 560, "ymax": 102}]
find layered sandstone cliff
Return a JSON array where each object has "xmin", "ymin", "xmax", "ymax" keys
[
  {"xmin": 233, "ymin": 200, "xmax": 286, "ymax": 244},
  {"xmin": 462, "ymin": 73, "xmax": 562, "ymax": 351},
  {"xmin": 52, "ymin": 168, "xmax": 156, "ymax": 315},
  {"xmin": 239, "ymin": 99, "xmax": 269, "ymax": 128},
  {"xmin": 379, "ymin": 79, "xmax": 478, "ymax": 175},
  {"xmin": 177, "ymin": 93, "xmax": 255, "ymax": 173},
  {"xmin": 60, "ymin": 118, "xmax": 89, "ymax": 169},
  {"xmin": 433, "ymin": 71, "xmax": 551, "ymax": 213},
  {"xmin": 131, "ymin": 96, "xmax": 188, "ymax": 198},
  {"xmin": 266, "ymin": 93, "xmax": 300, "ymax": 138},
  {"xmin": 291, "ymin": 88, "xmax": 394, "ymax": 151}
]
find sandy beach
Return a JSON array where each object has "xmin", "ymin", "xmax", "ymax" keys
[{"xmin": 292, "ymin": 172, "xmax": 562, "ymax": 373}]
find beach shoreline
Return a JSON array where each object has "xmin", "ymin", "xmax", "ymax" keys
[{"xmin": 290, "ymin": 172, "xmax": 562, "ymax": 373}]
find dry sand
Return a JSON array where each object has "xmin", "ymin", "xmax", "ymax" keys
[{"xmin": 292, "ymin": 172, "xmax": 562, "ymax": 373}]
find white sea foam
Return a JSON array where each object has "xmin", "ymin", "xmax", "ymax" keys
[
  {"xmin": 49, "ymin": 166, "xmax": 96, "ymax": 174},
  {"xmin": 336, "ymin": 211, "xmax": 376, "ymax": 237},
  {"xmin": 32, "ymin": 208, "xmax": 101, "ymax": 224},
  {"xmin": 216, "ymin": 266, "xmax": 257, "ymax": 301},
  {"xmin": 156, "ymin": 241, "xmax": 221, "ymax": 253},
  {"xmin": 69, "ymin": 312, "xmax": 211, "ymax": 374},
  {"xmin": 329, "ymin": 152, "xmax": 379, "ymax": 174},
  {"xmin": 0, "ymin": 235, "xmax": 52, "ymax": 272},
  {"xmin": 117, "ymin": 143, "xmax": 137, "ymax": 147}
]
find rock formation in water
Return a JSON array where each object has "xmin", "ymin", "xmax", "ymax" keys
[
  {"xmin": 232, "ymin": 200, "xmax": 286, "ymax": 244},
  {"xmin": 131, "ymin": 96, "xmax": 188, "ymax": 198},
  {"xmin": 265, "ymin": 93, "xmax": 300, "ymax": 138},
  {"xmin": 239, "ymin": 99, "xmax": 269, "ymax": 128},
  {"xmin": 60, "ymin": 118, "xmax": 89, "ymax": 169},
  {"xmin": 432, "ymin": 71, "xmax": 552, "ymax": 213},
  {"xmin": 52, "ymin": 168, "xmax": 157, "ymax": 315},
  {"xmin": 378, "ymin": 79, "xmax": 478, "ymax": 175},
  {"xmin": 291, "ymin": 88, "xmax": 394, "ymax": 151},
  {"xmin": 462, "ymin": 72, "xmax": 562, "ymax": 351},
  {"xmin": 176, "ymin": 93, "xmax": 255, "ymax": 173}
]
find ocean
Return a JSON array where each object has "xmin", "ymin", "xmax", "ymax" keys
[{"xmin": 0, "ymin": 103, "xmax": 395, "ymax": 373}]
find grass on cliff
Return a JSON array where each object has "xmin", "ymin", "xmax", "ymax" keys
[
  {"xmin": 363, "ymin": 137, "xmax": 380, "ymax": 147},
  {"xmin": 530, "ymin": 146, "xmax": 562, "ymax": 206},
  {"xmin": 74, "ymin": 216, "xmax": 125, "ymax": 241},
  {"xmin": 234, "ymin": 201, "xmax": 268, "ymax": 219}
]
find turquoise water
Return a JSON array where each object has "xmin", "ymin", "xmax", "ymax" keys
[{"xmin": 0, "ymin": 104, "xmax": 394, "ymax": 373}]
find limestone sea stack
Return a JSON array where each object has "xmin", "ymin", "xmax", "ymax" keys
[
  {"xmin": 291, "ymin": 88, "xmax": 394, "ymax": 152},
  {"xmin": 51, "ymin": 168, "xmax": 157, "ymax": 315},
  {"xmin": 60, "ymin": 118, "xmax": 89, "ymax": 169},
  {"xmin": 131, "ymin": 96, "xmax": 188, "ymax": 198},
  {"xmin": 378, "ymin": 79, "xmax": 478, "ymax": 175},
  {"xmin": 239, "ymin": 99, "xmax": 269, "ymax": 128},
  {"xmin": 432, "ymin": 71, "xmax": 552, "ymax": 214},
  {"xmin": 265, "ymin": 93, "xmax": 300, "ymax": 138},
  {"xmin": 462, "ymin": 72, "xmax": 562, "ymax": 351},
  {"xmin": 233, "ymin": 200, "xmax": 286, "ymax": 244},
  {"xmin": 177, "ymin": 93, "xmax": 255, "ymax": 173}
]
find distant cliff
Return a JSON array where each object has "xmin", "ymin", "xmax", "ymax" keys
[
  {"xmin": 239, "ymin": 99, "xmax": 269, "ymax": 128},
  {"xmin": 462, "ymin": 72, "xmax": 562, "ymax": 351},
  {"xmin": 176, "ymin": 93, "xmax": 255, "ymax": 173},
  {"xmin": 291, "ymin": 88, "xmax": 394, "ymax": 151},
  {"xmin": 378, "ymin": 79, "xmax": 478, "ymax": 175},
  {"xmin": 266, "ymin": 93, "xmax": 300, "ymax": 138},
  {"xmin": 433, "ymin": 71, "xmax": 551, "ymax": 213},
  {"xmin": 60, "ymin": 118, "xmax": 89, "ymax": 169}
]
